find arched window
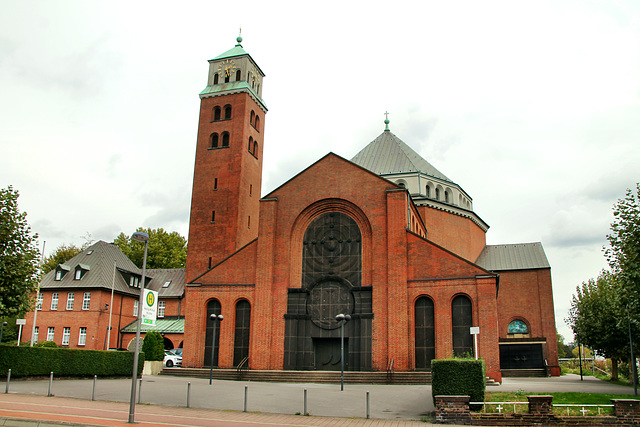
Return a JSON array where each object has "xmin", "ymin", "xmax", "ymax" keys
[
  {"xmin": 213, "ymin": 106, "xmax": 221, "ymax": 121},
  {"xmin": 452, "ymin": 295, "xmax": 473, "ymax": 357},
  {"xmin": 425, "ymin": 185, "xmax": 431, "ymax": 198},
  {"xmin": 222, "ymin": 132, "xmax": 230, "ymax": 147},
  {"xmin": 204, "ymin": 299, "xmax": 222, "ymax": 367},
  {"xmin": 210, "ymin": 133, "xmax": 219, "ymax": 148},
  {"xmin": 255, "ymin": 115, "xmax": 260, "ymax": 131},
  {"xmin": 233, "ymin": 300, "xmax": 251, "ymax": 366},
  {"xmin": 213, "ymin": 74, "xmax": 219, "ymax": 85},
  {"xmin": 415, "ymin": 297, "xmax": 435, "ymax": 370},
  {"xmin": 253, "ymin": 141, "xmax": 258, "ymax": 157},
  {"xmin": 236, "ymin": 70, "xmax": 242, "ymax": 81},
  {"xmin": 250, "ymin": 110, "xmax": 255, "ymax": 126},
  {"xmin": 248, "ymin": 137, "xmax": 253, "ymax": 152},
  {"xmin": 224, "ymin": 74, "xmax": 230, "ymax": 83},
  {"xmin": 508, "ymin": 319, "xmax": 529, "ymax": 335},
  {"xmin": 224, "ymin": 105, "xmax": 232, "ymax": 120},
  {"xmin": 444, "ymin": 190, "xmax": 450, "ymax": 203},
  {"xmin": 435, "ymin": 188, "xmax": 440, "ymax": 200}
]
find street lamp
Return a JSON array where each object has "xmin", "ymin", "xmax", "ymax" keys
[
  {"xmin": 0, "ymin": 321, "xmax": 7, "ymax": 345},
  {"xmin": 335, "ymin": 313, "xmax": 351, "ymax": 391},
  {"xmin": 128, "ymin": 231, "xmax": 149, "ymax": 424},
  {"xmin": 209, "ymin": 313, "xmax": 223, "ymax": 385}
]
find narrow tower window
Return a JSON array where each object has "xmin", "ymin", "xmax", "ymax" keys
[
  {"xmin": 211, "ymin": 211, "xmax": 215, "ymax": 223},
  {"xmin": 224, "ymin": 105, "xmax": 232, "ymax": 120},
  {"xmin": 214, "ymin": 74, "xmax": 219, "ymax": 85},
  {"xmin": 222, "ymin": 132, "xmax": 230, "ymax": 147},
  {"xmin": 236, "ymin": 70, "xmax": 241, "ymax": 81},
  {"xmin": 253, "ymin": 141, "xmax": 258, "ymax": 157},
  {"xmin": 210, "ymin": 133, "xmax": 219, "ymax": 148},
  {"xmin": 248, "ymin": 216, "xmax": 251, "ymax": 228},
  {"xmin": 214, "ymin": 178, "xmax": 218, "ymax": 190},
  {"xmin": 255, "ymin": 115, "xmax": 260, "ymax": 131},
  {"xmin": 225, "ymin": 74, "xmax": 230, "ymax": 83},
  {"xmin": 250, "ymin": 110, "xmax": 255, "ymax": 126},
  {"xmin": 249, "ymin": 184, "xmax": 252, "ymax": 196},
  {"xmin": 248, "ymin": 137, "xmax": 253, "ymax": 152},
  {"xmin": 214, "ymin": 107, "xmax": 221, "ymax": 121}
]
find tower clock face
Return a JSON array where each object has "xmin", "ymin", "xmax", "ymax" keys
[{"xmin": 217, "ymin": 60, "xmax": 237, "ymax": 78}]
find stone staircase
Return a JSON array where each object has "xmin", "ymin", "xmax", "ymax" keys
[
  {"xmin": 162, "ymin": 368, "xmax": 432, "ymax": 385},
  {"xmin": 501, "ymin": 368, "xmax": 547, "ymax": 378}
]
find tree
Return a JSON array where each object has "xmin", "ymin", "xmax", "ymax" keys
[
  {"xmin": 0, "ymin": 186, "xmax": 40, "ymax": 317},
  {"xmin": 41, "ymin": 243, "xmax": 83, "ymax": 274},
  {"xmin": 605, "ymin": 183, "xmax": 640, "ymax": 319},
  {"xmin": 142, "ymin": 331, "xmax": 164, "ymax": 361},
  {"xmin": 567, "ymin": 270, "xmax": 629, "ymax": 379},
  {"xmin": 113, "ymin": 228, "xmax": 187, "ymax": 269}
]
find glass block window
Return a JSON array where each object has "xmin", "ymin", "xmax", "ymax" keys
[
  {"xmin": 62, "ymin": 327, "xmax": 70, "ymax": 345},
  {"xmin": 51, "ymin": 292, "xmax": 59, "ymax": 310},
  {"xmin": 66, "ymin": 293, "xmax": 74, "ymax": 310},
  {"xmin": 78, "ymin": 327, "xmax": 87, "ymax": 346},
  {"xmin": 47, "ymin": 327, "xmax": 54, "ymax": 341},
  {"xmin": 82, "ymin": 292, "xmax": 91, "ymax": 310},
  {"xmin": 158, "ymin": 301, "xmax": 165, "ymax": 318}
]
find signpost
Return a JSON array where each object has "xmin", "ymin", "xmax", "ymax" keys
[
  {"xmin": 141, "ymin": 289, "xmax": 158, "ymax": 326},
  {"xmin": 470, "ymin": 326, "xmax": 480, "ymax": 360},
  {"xmin": 16, "ymin": 319, "xmax": 26, "ymax": 346}
]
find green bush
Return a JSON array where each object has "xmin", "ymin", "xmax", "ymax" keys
[
  {"xmin": 141, "ymin": 331, "xmax": 164, "ymax": 361},
  {"xmin": 0, "ymin": 345, "xmax": 144, "ymax": 377},
  {"xmin": 431, "ymin": 358, "xmax": 486, "ymax": 407}
]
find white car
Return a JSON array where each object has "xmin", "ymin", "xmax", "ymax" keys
[{"xmin": 163, "ymin": 350, "xmax": 182, "ymax": 368}]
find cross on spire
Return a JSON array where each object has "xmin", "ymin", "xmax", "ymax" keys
[{"xmin": 384, "ymin": 111, "xmax": 390, "ymax": 131}]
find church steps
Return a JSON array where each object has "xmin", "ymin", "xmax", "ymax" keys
[{"xmin": 162, "ymin": 368, "xmax": 431, "ymax": 385}]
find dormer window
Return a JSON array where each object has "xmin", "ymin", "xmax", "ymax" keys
[
  {"xmin": 74, "ymin": 264, "xmax": 90, "ymax": 281},
  {"xmin": 54, "ymin": 264, "xmax": 70, "ymax": 281}
]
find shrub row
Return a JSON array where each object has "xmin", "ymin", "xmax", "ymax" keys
[
  {"xmin": 431, "ymin": 358, "xmax": 486, "ymax": 406},
  {"xmin": 0, "ymin": 345, "xmax": 144, "ymax": 377}
]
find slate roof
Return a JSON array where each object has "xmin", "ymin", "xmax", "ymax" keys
[
  {"xmin": 351, "ymin": 130, "xmax": 452, "ymax": 182},
  {"xmin": 475, "ymin": 243, "xmax": 550, "ymax": 271},
  {"xmin": 40, "ymin": 241, "xmax": 186, "ymax": 297}
]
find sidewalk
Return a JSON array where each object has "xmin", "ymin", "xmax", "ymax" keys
[{"xmin": 0, "ymin": 393, "xmax": 431, "ymax": 427}]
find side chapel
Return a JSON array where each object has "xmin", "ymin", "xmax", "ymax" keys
[{"xmin": 183, "ymin": 36, "xmax": 560, "ymax": 382}]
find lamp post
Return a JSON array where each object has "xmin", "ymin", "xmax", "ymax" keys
[
  {"xmin": 335, "ymin": 313, "xmax": 351, "ymax": 391},
  {"xmin": 209, "ymin": 313, "xmax": 223, "ymax": 385},
  {"xmin": 0, "ymin": 322, "xmax": 7, "ymax": 345},
  {"xmin": 128, "ymin": 231, "xmax": 149, "ymax": 424}
]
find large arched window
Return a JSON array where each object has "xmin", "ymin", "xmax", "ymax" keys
[
  {"xmin": 204, "ymin": 299, "xmax": 222, "ymax": 367},
  {"xmin": 452, "ymin": 295, "xmax": 473, "ymax": 357},
  {"xmin": 210, "ymin": 133, "xmax": 219, "ymax": 148},
  {"xmin": 224, "ymin": 105, "xmax": 232, "ymax": 120},
  {"xmin": 233, "ymin": 300, "xmax": 251, "ymax": 366},
  {"xmin": 415, "ymin": 296, "xmax": 435, "ymax": 370},
  {"xmin": 222, "ymin": 132, "xmax": 230, "ymax": 147}
]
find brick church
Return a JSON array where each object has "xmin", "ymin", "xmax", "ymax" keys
[{"xmin": 182, "ymin": 37, "xmax": 560, "ymax": 382}]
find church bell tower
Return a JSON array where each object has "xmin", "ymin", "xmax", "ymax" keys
[{"xmin": 186, "ymin": 36, "xmax": 267, "ymax": 283}]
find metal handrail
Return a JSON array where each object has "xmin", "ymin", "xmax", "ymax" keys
[
  {"xmin": 386, "ymin": 358, "xmax": 395, "ymax": 380},
  {"xmin": 236, "ymin": 356, "xmax": 249, "ymax": 373}
]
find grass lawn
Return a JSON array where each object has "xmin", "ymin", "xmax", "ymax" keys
[{"xmin": 481, "ymin": 391, "xmax": 640, "ymax": 416}]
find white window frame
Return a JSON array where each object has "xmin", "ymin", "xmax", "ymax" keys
[
  {"xmin": 47, "ymin": 327, "xmax": 54, "ymax": 341},
  {"xmin": 82, "ymin": 292, "xmax": 91, "ymax": 310},
  {"xmin": 51, "ymin": 292, "xmax": 58, "ymax": 310},
  {"xmin": 158, "ymin": 301, "xmax": 166, "ymax": 318},
  {"xmin": 75, "ymin": 269, "xmax": 82, "ymax": 280},
  {"xmin": 36, "ymin": 293, "xmax": 43, "ymax": 310},
  {"xmin": 33, "ymin": 326, "xmax": 39, "ymax": 343},
  {"xmin": 78, "ymin": 327, "xmax": 87, "ymax": 346},
  {"xmin": 55, "ymin": 270, "xmax": 62, "ymax": 280},
  {"xmin": 133, "ymin": 300, "xmax": 139, "ymax": 317},
  {"xmin": 66, "ymin": 292, "xmax": 74, "ymax": 310},
  {"xmin": 62, "ymin": 327, "xmax": 70, "ymax": 345}
]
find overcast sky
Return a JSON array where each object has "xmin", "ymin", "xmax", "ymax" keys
[{"xmin": 2, "ymin": 1, "xmax": 639, "ymax": 341}]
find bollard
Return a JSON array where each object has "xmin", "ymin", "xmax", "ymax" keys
[
  {"xmin": 366, "ymin": 391, "xmax": 370, "ymax": 419},
  {"xmin": 138, "ymin": 379, "xmax": 142, "ymax": 404},
  {"xmin": 304, "ymin": 388, "xmax": 307, "ymax": 416},
  {"xmin": 92, "ymin": 375, "xmax": 97, "ymax": 401},
  {"xmin": 187, "ymin": 382, "xmax": 191, "ymax": 408},
  {"xmin": 5, "ymin": 369, "xmax": 11, "ymax": 394},
  {"xmin": 48, "ymin": 372, "xmax": 53, "ymax": 397},
  {"xmin": 243, "ymin": 385, "xmax": 248, "ymax": 412}
]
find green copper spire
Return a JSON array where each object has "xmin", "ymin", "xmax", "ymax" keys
[{"xmin": 384, "ymin": 111, "xmax": 390, "ymax": 131}]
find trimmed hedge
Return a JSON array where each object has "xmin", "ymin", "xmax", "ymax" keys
[
  {"xmin": 431, "ymin": 358, "xmax": 486, "ymax": 406},
  {"xmin": 0, "ymin": 345, "xmax": 144, "ymax": 377}
]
